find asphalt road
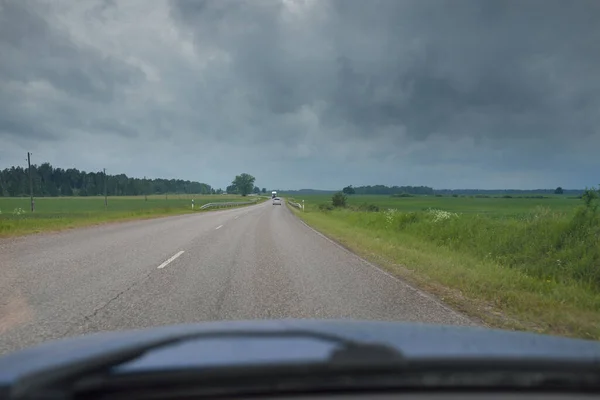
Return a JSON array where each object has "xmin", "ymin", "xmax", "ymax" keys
[{"xmin": 0, "ymin": 201, "xmax": 474, "ymax": 354}]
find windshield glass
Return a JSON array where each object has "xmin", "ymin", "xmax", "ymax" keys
[{"xmin": 1, "ymin": 0, "xmax": 599, "ymax": 373}]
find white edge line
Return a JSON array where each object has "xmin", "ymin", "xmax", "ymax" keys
[
  {"xmin": 292, "ymin": 215, "xmax": 476, "ymax": 325},
  {"xmin": 157, "ymin": 250, "xmax": 185, "ymax": 269},
  {"xmin": 215, "ymin": 224, "xmax": 223, "ymax": 230}
]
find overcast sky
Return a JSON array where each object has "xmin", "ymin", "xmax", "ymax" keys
[{"xmin": 1, "ymin": 0, "xmax": 599, "ymax": 190}]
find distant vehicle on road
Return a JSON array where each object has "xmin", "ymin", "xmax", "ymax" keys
[
  {"xmin": 272, "ymin": 190, "xmax": 277, "ymax": 198},
  {"xmin": 272, "ymin": 197, "xmax": 281, "ymax": 205}
]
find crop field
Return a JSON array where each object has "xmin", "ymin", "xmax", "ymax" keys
[
  {"xmin": 285, "ymin": 193, "xmax": 582, "ymax": 216},
  {"xmin": 286, "ymin": 192, "xmax": 600, "ymax": 339},
  {"xmin": 0, "ymin": 195, "xmax": 260, "ymax": 237}
]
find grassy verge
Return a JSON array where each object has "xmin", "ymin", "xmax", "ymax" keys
[
  {"xmin": 0, "ymin": 195, "xmax": 264, "ymax": 238},
  {"xmin": 286, "ymin": 195, "xmax": 600, "ymax": 340}
]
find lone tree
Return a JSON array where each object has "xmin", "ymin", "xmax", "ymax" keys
[
  {"xmin": 261, "ymin": 187, "xmax": 266, "ymax": 194},
  {"xmin": 226, "ymin": 184, "xmax": 237, "ymax": 194},
  {"xmin": 232, "ymin": 173, "xmax": 256, "ymax": 196},
  {"xmin": 342, "ymin": 185, "xmax": 355, "ymax": 195},
  {"xmin": 253, "ymin": 186, "xmax": 260, "ymax": 194},
  {"xmin": 332, "ymin": 191, "xmax": 347, "ymax": 207},
  {"xmin": 554, "ymin": 187, "xmax": 564, "ymax": 195}
]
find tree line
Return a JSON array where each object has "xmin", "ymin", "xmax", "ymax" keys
[
  {"xmin": 433, "ymin": 188, "xmax": 583, "ymax": 196},
  {"xmin": 342, "ymin": 185, "xmax": 434, "ymax": 195},
  {"xmin": 0, "ymin": 163, "xmax": 213, "ymax": 197}
]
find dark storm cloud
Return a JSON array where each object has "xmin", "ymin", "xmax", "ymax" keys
[
  {"xmin": 1, "ymin": 0, "xmax": 599, "ymax": 189},
  {"xmin": 0, "ymin": 114, "xmax": 57, "ymax": 140},
  {"xmin": 173, "ymin": 0, "xmax": 600, "ymax": 144},
  {"xmin": 0, "ymin": 1, "xmax": 143, "ymax": 103},
  {"xmin": 91, "ymin": 119, "xmax": 139, "ymax": 138}
]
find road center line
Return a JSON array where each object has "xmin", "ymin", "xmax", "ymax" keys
[
  {"xmin": 234, "ymin": 216, "xmax": 239, "ymax": 219},
  {"xmin": 215, "ymin": 225, "xmax": 223, "ymax": 230},
  {"xmin": 157, "ymin": 251, "xmax": 185, "ymax": 269}
]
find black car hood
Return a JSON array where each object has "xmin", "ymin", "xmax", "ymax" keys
[{"xmin": 2, "ymin": 319, "xmax": 600, "ymax": 388}]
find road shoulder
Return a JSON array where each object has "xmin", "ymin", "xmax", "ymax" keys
[{"xmin": 283, "ymin": 202, "xmax": 480, "ymax": 327}]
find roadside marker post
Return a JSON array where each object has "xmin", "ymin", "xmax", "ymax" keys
[
  {"xmin": 192, "ymin": 199, "xmax": 195, "ymax": 209},
  {"xmin": 27, "ymin": 152, "xmax": 35, "ymax": 212},
  {"xmin": 103, "ymin": 168, "xmax": 107, "ymax": 209}
]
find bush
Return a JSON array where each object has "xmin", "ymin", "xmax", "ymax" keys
[
  {"xmin": 391, "ymin": 192, "xmax": 414, "ymax": 198},
  {"xmin": 356, "ymin": 202, "xmax": 380, "ymax": 212},
  {"xmin": 318, "ymin": 203, "xmax": 334, "ymax": 211},
  {"xmin": 582, "ymin": 187, "xmax": 599, "ymax": 211},
  {"xmin": 394, "ymin": 211, "xmax": 421, "ymax": 229},
  {"xmin": 367, "ymin": 204, "xmax": 380, "ymax": 212},
  {"xmin": 332, "ymin": 191, "xmax": 347, "ymax": 208}
]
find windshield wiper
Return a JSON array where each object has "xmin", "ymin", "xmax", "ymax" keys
[{"xmin": 9, "ymin": 329, "xmax": 404, "ymax": 400}]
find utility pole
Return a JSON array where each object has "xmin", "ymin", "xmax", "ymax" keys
[
  {"xmin": 144, "ymin": 176, "xmax": 147, "ymax": 201},
  {"xmin": 104, "ymin": 168, "xmax": 108, "ymax": 209},
  {"xmin": 27, "ymin": 152, "xmax": 34, "ymax": 212}
]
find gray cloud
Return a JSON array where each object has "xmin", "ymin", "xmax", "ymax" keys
[
  {"xmin": 173, "ymin": 0, "xmax": 600, "ymax": 142},
  {"xmin": 1, "ymin": 0, "xmax": 599, "ymax": 189},
  {"xmin": 0, "ymin": 1, "xmax": 143, "ymax": 102}
]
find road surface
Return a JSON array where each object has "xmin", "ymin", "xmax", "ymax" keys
[{"xmin": 0, "ymin": 201, "xmax": 474, "ymax": 354}]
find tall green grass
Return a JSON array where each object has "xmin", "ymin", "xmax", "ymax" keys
[
  {"xmin": 288, "ymin": 189, "xmax": 600, "ymax": 338},
  {"xmin": 319, "ymin": 204, "xmax": 600, "ymax": 289}
]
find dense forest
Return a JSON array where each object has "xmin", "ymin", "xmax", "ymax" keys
[
  {"xmin": 0, "ymin": 163, "xmax": 213, "ymax": 197},
  {"xmin": 284, "ymin": 185, "xmax": 435, "ymax": 195},
  {"xmin": 434, "ymin": 188, "xmax": 583, "ymax": 196},
  {"xmin": 285, "ymin": 186, "xmax": 584, "ymax": 196},
  {"xmin": 351, "ymin": 185, "xmax": 434, "ymax": 195}
]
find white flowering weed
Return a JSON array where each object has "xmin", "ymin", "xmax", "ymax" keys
[
  {"xmin": 384, "ymin": 208, "xmax": 398, "ymax": 226},
  {"xmin": 427, "ymin": 208, "xmax": 459, "ymax": 222}
]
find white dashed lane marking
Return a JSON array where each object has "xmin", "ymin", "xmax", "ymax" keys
[{"xmin": 157, "ymin": 251, "xmax": 185, "ymax": 269}]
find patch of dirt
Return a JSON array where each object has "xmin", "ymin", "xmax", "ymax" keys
[{"xmin": 0, "ymin": 292, "xmax": 34, "ymax": 334}]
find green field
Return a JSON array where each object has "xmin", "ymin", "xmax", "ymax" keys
[
  {"xmin": 285, "ymin": 193, "xmax": 582, "ymax": 215},
  {"xmin": 0, "ymin": 195, "xmax": 262, "ymax": 237},
  {"xmin": 286, "ymin": 192, "xmax": 600, "ymax": 339}
]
